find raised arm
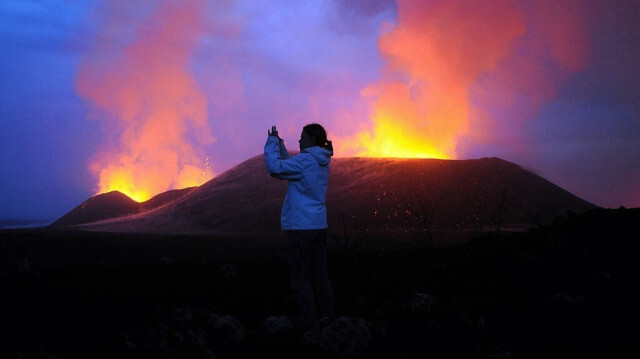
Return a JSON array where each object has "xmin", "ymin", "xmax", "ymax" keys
[
  {"xmin": 267, "ymin": 125, "xmax": 289, "ymax": 159},
  {"xmin": 265, "ymin": 126, "xmax": 307, "ymax": 179}
]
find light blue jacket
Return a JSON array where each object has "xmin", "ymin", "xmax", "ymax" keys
[{"xmin": 264, "ymin": 136, "xmax": 333, "ymax": 231}]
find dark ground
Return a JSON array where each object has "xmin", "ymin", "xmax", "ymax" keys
[{"xmin": 1, "ymin": 207, "xmax": 638, "ymax": 358}]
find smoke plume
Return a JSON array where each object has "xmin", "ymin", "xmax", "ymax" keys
[
  {"xmin": 76, "ymin": 0, "xmax": 214, "ymax": 201},
  {"xmin": 343, "ymin": 0, "xmax": 592, "ymax": 159}
]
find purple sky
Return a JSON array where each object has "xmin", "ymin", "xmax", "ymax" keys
[{"xmin": 1, "ymin": 0, "xmax": 639, "ymax": 223}]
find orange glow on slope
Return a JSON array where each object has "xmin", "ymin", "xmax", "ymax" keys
[
  {"xmin": 76, "ymin": 0, "xmax": 215, "ymax": 201},
  {"xmin": 351, "ymin": 82, "xmax": 461, "ymax": 159},
  {"xmin": 342, "ymin": 0, "xmax": 591, "ymax": 160}
]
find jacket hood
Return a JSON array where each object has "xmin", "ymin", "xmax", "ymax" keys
[{"xmin": 303, "ymin": 146, "xmax": 332, "ymax": 166}]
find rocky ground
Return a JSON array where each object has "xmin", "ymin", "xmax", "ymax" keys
[{"xmin": 1, "ymin": 207, "xmax": 637, "ymax": 358}]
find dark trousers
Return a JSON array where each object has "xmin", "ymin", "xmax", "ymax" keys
[{"xmin": 286, "ymin": 229, "xmax": 334, "ymax": 329}]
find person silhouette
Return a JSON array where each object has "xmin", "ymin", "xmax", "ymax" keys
[{"xmin": 264, "ymin": 124, "xmax": 335, "ymax": 330}]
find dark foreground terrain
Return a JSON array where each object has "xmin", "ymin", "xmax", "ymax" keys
[{"xmin": 1, "ymin": 207, "xmax": 638, "ymax": 358}]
